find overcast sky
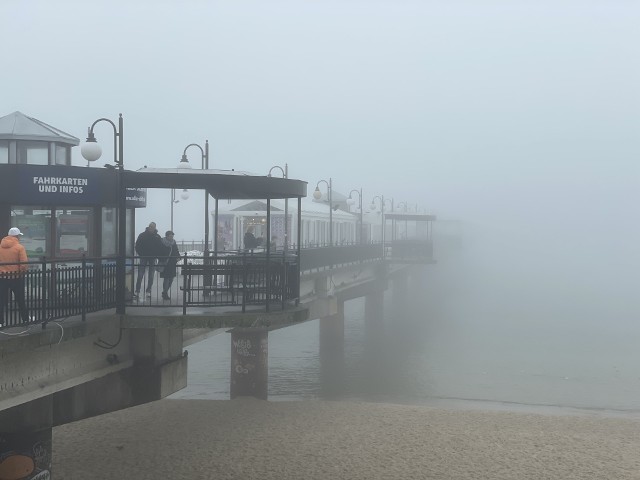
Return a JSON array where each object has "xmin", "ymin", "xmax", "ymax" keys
[{"xmin": 3, "ymin": 0, "xmax": 639, "ymax": 254}]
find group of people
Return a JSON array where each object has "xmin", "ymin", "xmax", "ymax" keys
[
  {"xmin": 134, "ymin": 222, "xmax": 181, "ymax": 300},
  {"xmin": 244, "ymin": 226, "xmax": 278, "ymax": 252},
  {"xmin": 0, "ymin": 221, "xmax": 280, "ymax": 323}
]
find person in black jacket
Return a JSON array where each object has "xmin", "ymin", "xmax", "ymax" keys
[
  {"xmin": 134, "ymin": 222, "xmax": 164, "ymax": 298},
  {"xmin": 159, "ymin": 230, "xmax": 181, "ymax": 300},
  {"xmin": 244, "ymin": 226, "xmax": 257, "ymax": 251}
]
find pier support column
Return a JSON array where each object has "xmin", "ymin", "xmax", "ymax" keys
[
  {"xmin": 407, "ymin": 266, "xmax": 428, "ymax": 315},
  {"xmin": 319, "ymin": 300, "xmax": 345, "ymax": 358},
  {"xmin": 365, "ymin": 293, "xmax": 384, "ymax": 328},
  {"xmin": 392, "ymin": 272, "xmax": 409, "ymax": 315},
  {"xmin": 129, "ymin": 328, "xmax": 188, "ymax": 403},
  {"xmin": 0, "ymin": 396, "xmax": 52, "ymax": 479},
  {"xmin": 365, "ymin": 293, "xmax": 385, "ymax": 350},
  {"xmin": 230, "ymin": 328, "xmax": 268, "ymax": 400},
  {"xmin": 314, "ymin": 276, "xmax": 329, "ymax": 298},
  {"xmin": 319, "ymin": 301, "xmax": 345, "ymax": 396}
]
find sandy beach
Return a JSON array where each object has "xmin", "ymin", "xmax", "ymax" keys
[{"xmin": 52, "ymin": 398, "xmax": 640, "ymax": 479}]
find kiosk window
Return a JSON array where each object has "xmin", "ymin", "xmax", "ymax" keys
[
  {"xmin": 17, "ymin": 141, "xmax": 49, "ymax": 165},
  {"xmin": 55, "ymin": 145, "xmax": 70, "ymax": 165},
  {"xmin": 101, "ymin": 207, "xmax": 116, "ymax": 256},
  {"xmin": 0, "ymin": 141, "xmax": 8, "ymax": 164},
  {"xmin": 126, "ymin": 209, "xmax": 134, "ymax": 257},
  {"xmin": 56, "ymin": 209, "xmax": 92, "ymax": 257},
  {"xmin": 11, "ymin": 208, "xmax": 52, "ymax": 257}
]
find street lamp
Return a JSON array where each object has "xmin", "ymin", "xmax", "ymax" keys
[
  {"xmin": 313, "ymin": 178, "xmax": 332, "ymax": 246},
  {"xmin": 396, "ymin": 201, "xmax": 409, "ymax": 241},
  {"xmin": 170, "ymin": 188, "xmax": 190, "ymax": 232},
  {"xmin": 346, "ymin": 188, "xmax": 363, "ymax": 244},
  {"xmin": 370, "ymin": 195, "xmax": 393, "ymax": 255},
  {"xmin": 268, "ymin": 164, "xmax": 288, "ymax": 251},
  {"xmin": 180, "ymin": 141, "xmax": 209, "ymax": 253},
  {"xmin": 81, "ymin": 114, "xmax": 126, "ymax": 314}
]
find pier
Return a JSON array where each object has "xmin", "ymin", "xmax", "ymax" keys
[{"xmin": 0, "ymin": 111, "xmax": 435, "ymax": 478}]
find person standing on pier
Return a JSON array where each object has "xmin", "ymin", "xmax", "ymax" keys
[
  {"xmin": 134, "ymin": 222, "xmax": 164, "ymax": 298},
  {"xmin": 244, "ymin": 226, "xmax": 258, "ymax": 251},
  {"xmin": 0, "ymin": 227, "xmax": 29, "ymax": 324},
  {"xmin": 159, "ymin": 230, "xmax": 180, "ymax": 300}
]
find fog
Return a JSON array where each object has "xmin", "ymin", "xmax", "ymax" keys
[{"xmin": 4, "ymin": 0, "xmax": 640, "ymax": 408}]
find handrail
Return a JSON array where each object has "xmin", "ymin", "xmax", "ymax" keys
[{"xmin": 0, "ymin": 241, "xmax": 429, "ymax": 330}]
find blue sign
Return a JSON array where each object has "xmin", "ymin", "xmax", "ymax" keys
[
  {"xmin": 6, "ymin": 165, "xmax": 118, "ymax": 206},
  {"xmin": 0, "ymin": 165, "xmax": 147, "ymax": 208}
]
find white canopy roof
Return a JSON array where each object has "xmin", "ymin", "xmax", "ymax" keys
[
  {"xmin": 0, "ymin": 111, "xmax": 79, "ymax": 145},
  {"xmin": 216, "ymin": 198, "xmax": 358, "ymax": 220}
]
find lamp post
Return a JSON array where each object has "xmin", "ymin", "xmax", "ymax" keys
[
  {"xmin": 370, "ymin": 195, "xmax": 393, "ymax": 257},
  {"xmin": 170, "ymin": 188, "xmax": 190, "ymax": 232},
  {"xmin": 179, "ymin": 141, "xmax": 209, "ymax": 253},
  {"xmin": 268, "ymin": 164, "xmax": 288, "ymax": 251},
  {"xmin": 81, "ymin": 114, "xmax": 126, "ymax": 314},
  {"xmin": 396, "ymin": 201, "xmax": 408, "ymax": 241},
  {"xmin": 347, "ymin": 188, "xmax": 363, "ymax": 244},
  {"xmin": 313, "ymin": 178, "xmax": 332, "ymax": 246}
]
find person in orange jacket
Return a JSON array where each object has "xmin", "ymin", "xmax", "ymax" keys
[{"xmin": 0, "ymin": 227, "xmax": 29, "ymax": 325}]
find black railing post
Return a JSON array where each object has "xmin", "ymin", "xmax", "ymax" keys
[
  {"xmin": 266, "ymin": 256, "xmax": 271, "ymax": 313},
  {"xmin": 182, "ymin": 253, "xmax": 188, "ymax": 315},
  {"xmin": 296, "ymin": 197, "xmax": 302, "ymax": 305},
  {"xmin": 40, "ymin": 256, "xmax": 47, "ymax": 324},
  {"xmin": 242, "ymin": 250, "xmax": 247, "ymax": 313},
  {"xmin": 81, "ymin": 255, "xmax": 87, "ymax": 322},
  {"xmin": 281, "ymin": 251, "xmax": 286, "ymax": 310},
  {"xmin": 93, "ymin": 257, "xmax": 103, "ymax": 309},
  {"xmin": 203, "ymin": 251, "xmax": 212, "ymax": 297}
]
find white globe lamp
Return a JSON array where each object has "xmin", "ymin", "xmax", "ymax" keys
[
  {"xmin": 177, "ymin": 154, "xmax": 192, "ymax": 169},
  {"xmin": 81, "ymin": 140, "xmax": 102, "ymax": 162}
]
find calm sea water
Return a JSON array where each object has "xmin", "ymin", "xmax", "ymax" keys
[{"xmin": 170, "ymin": 243, "xmax": 640, "ymax": 416}]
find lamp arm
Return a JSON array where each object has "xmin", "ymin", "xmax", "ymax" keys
[
  {"xmin": 183, "ymin": 143, "xmax": 205, "ymax": 156},
  {"xmin": 89, "ymin": 117, "xmax": 118, "ymax": 136},
  {"xmin": 183, "ymin": 143, "xmax": 206, "ymax": 168},
  {"xmin": 315, "ymin": 179, "xmax": 330, "ymax": 190},
  {"xmin": 89, "ymin": 117, "xmax": 120, "ymax": 166},
  {"xmin": 268, "ymin": 165, "xmax": 286, "ymax": 177}
]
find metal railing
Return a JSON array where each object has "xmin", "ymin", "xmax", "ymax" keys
[
  {"xmin": 0, "ymin": 242, "xmax": 403, "ymax": 330},
  {"xmin": 387, "ymin": 239, "xmax": 434, "ymax": 262},
  {"xmin": 177, "ymin": 252, "xmax": 299, "ymax": 313},
  {"xmin": 176, "ymin": 240, "xmax": 211, "ymax": 252},
  {"xmin": 0, "ymin": 256, "xmax": 117, "ymax": 329},
  {"xmin": 299, "ymin": 243, "xmax": 384, "ymax": 271}
]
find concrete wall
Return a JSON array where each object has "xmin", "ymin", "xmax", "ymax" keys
[{"xmin": 1, "ymin": 316, "xmax": 188, "ymax": 428}]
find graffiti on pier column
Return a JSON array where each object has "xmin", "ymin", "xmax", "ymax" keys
[
  {"xmin": 0, "ymin": 434, "xmax": 51, "ymax": 480},
  {"xmin": 231, "ymin": 335, "xmax": 268, "ymax": 376},
  {"xmin": 230, "ymin": 330, "xmax": 269, "ymax": 398},
  {"xmin": 232, "ymin": 337, "xmax": 256, "ymax": 375}
]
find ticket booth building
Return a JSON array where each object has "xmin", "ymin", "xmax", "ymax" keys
[{"xmin": 0, "ymin": 111, "xmax": 141, "ymax": 260}]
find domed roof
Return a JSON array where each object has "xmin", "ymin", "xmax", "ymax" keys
[{"xmin": 0, "ymin": 111, "xmax": 79, "ymax": 145}]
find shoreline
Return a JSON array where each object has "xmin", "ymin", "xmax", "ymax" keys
[
  {"xmin": 53, "ymin": 398, "xmax": 640, "ymax": 479},
  {"xmin": 170, "ymin": 391, "xmax": 640, "ymax": 421},
  {"xmin": 352, "ymin": 395, "xmax": 640, "ymax": 420}
]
